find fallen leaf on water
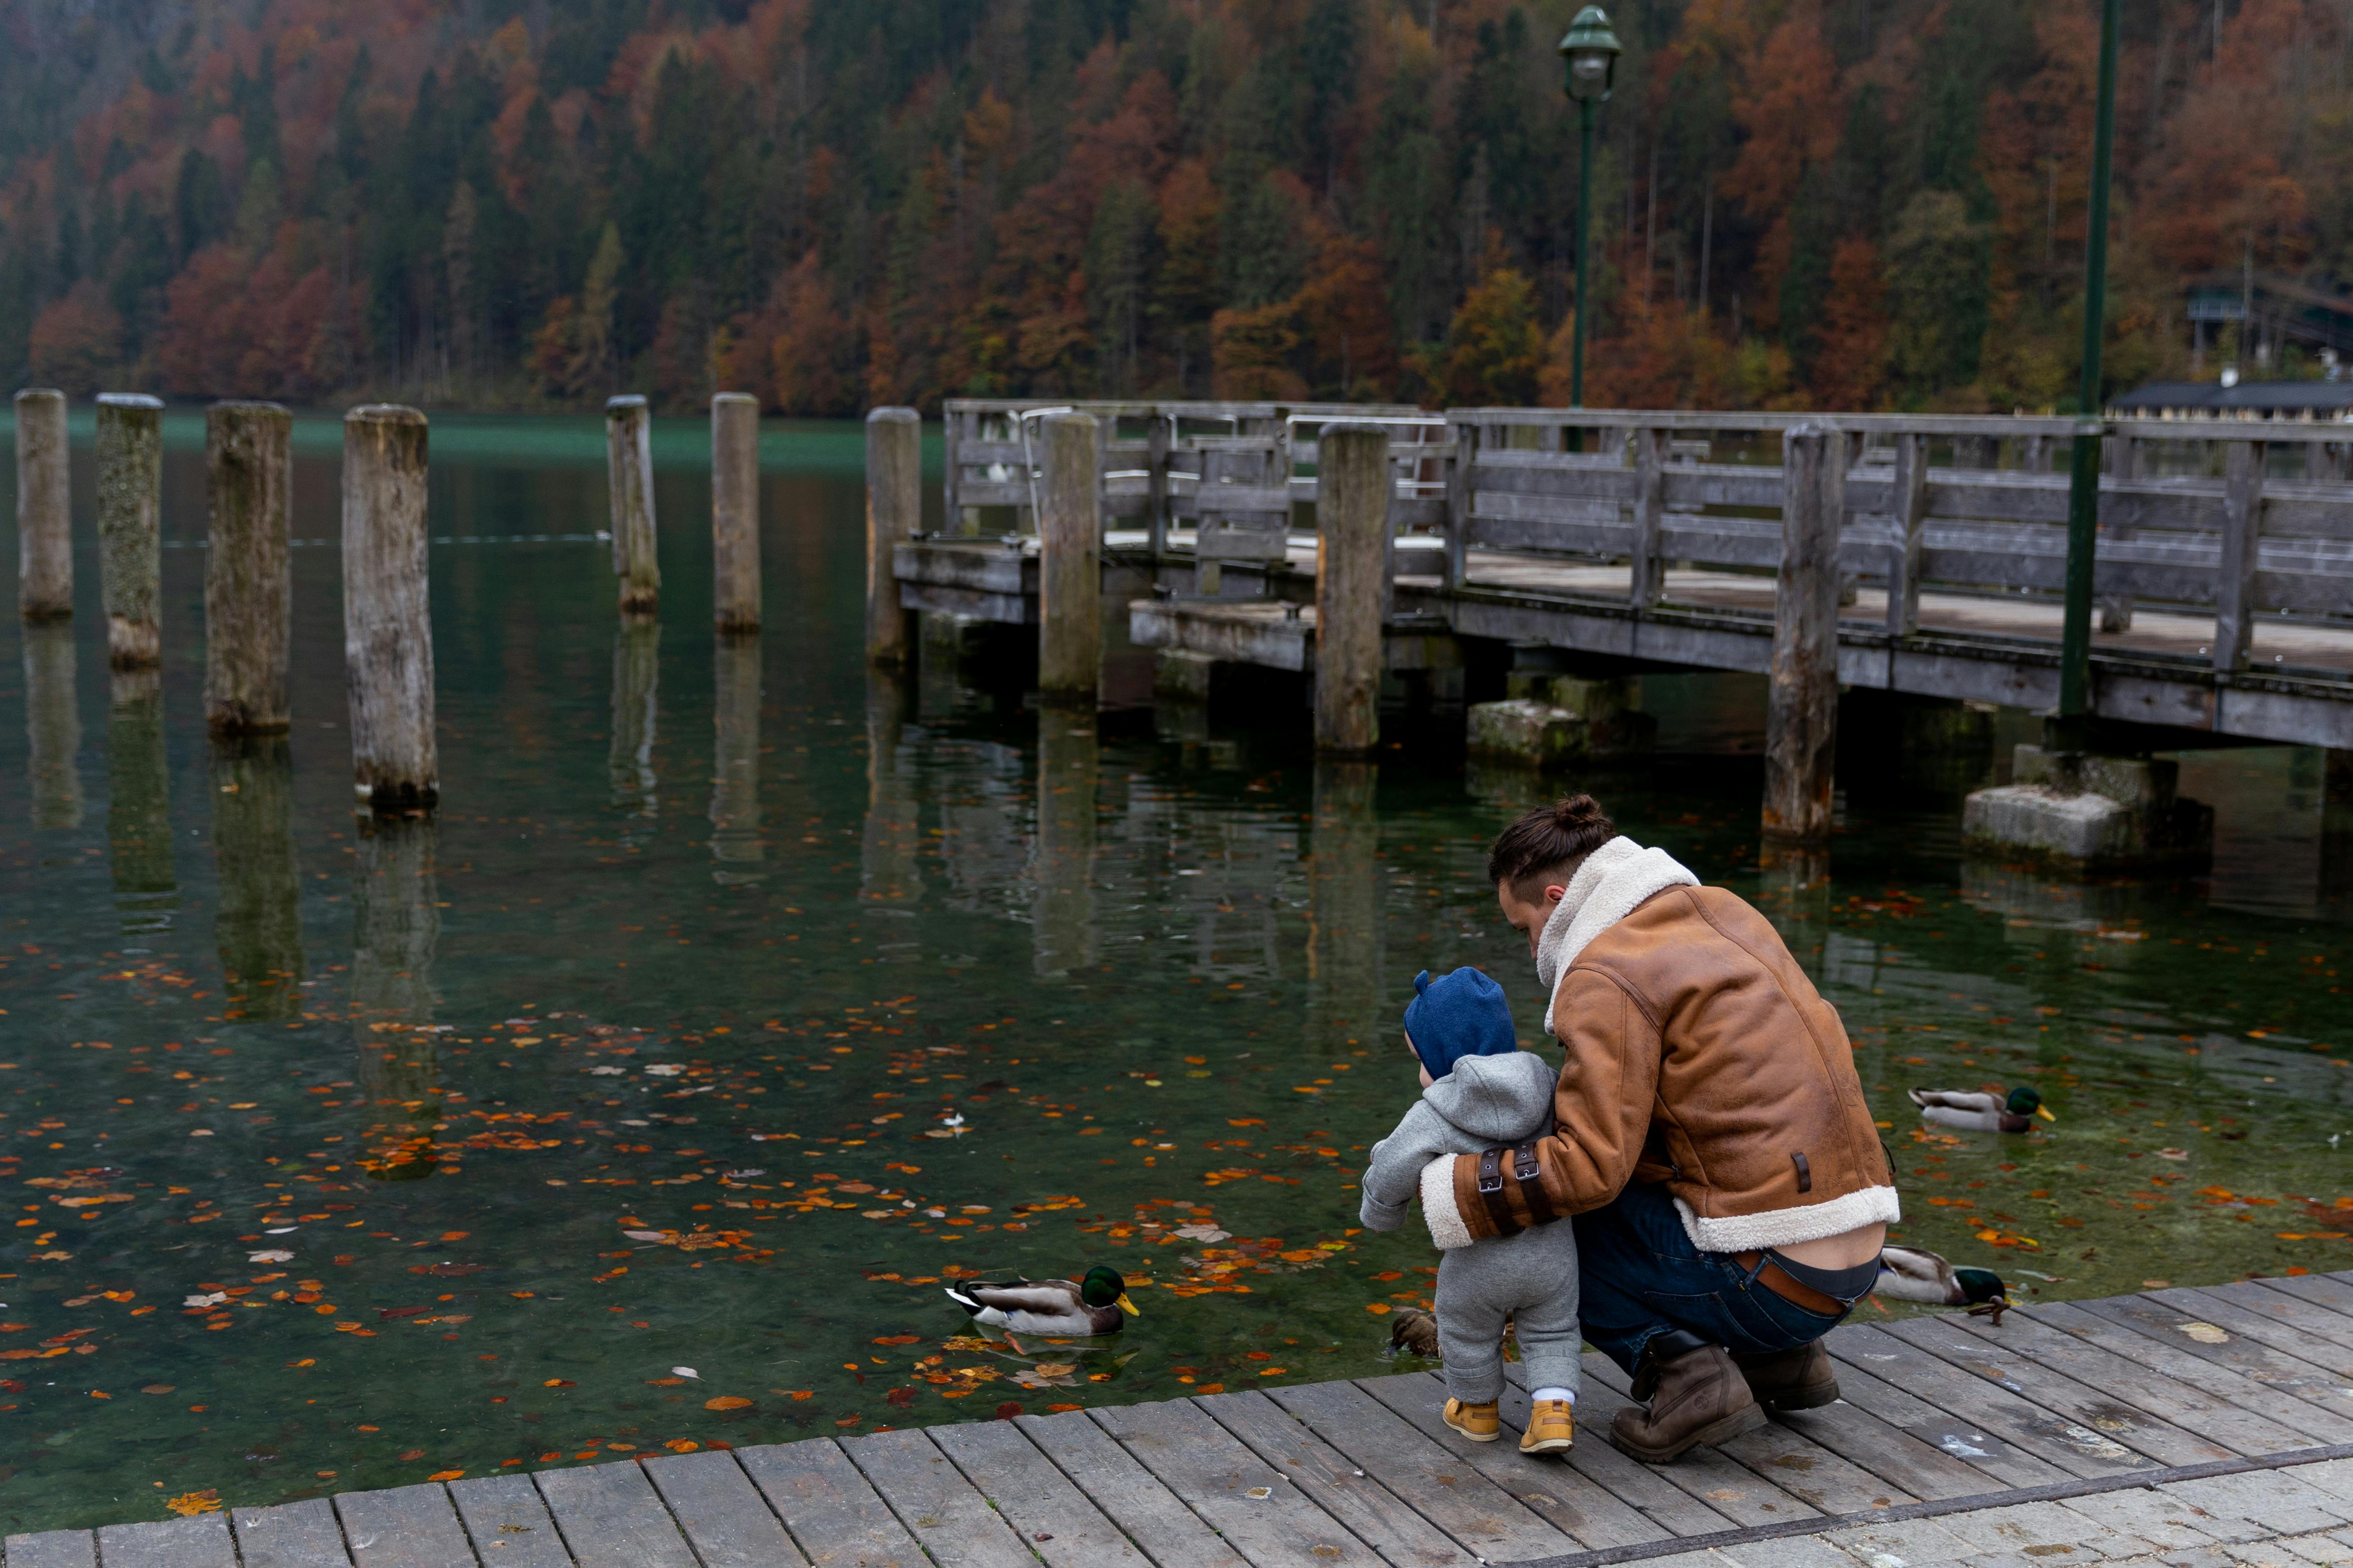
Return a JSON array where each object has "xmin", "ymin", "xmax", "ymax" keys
[
  {"xmin": 1172, "ymin": 1224, "xmax": 1231, "ymax": 1242},
  {"xmin": 427, "ymin": 1470, "xmax": 463, "ymax": 1481},
  {"xmin": 705, "ymin": 1395, "xmax": 752, "ymax": 1411},
  {"xmin": 184, "ymin": 1292, "xmax": 228, "ymax": 1308},
  {"xmin": 247, "ymin": 1250, "xmax": 294, "ymax": 1264},
  {"xmin": 664, "ymin": 1439, "xmax": 698, "ymax": 1452},
  {"xmin": 2154, "ymin": 1148, "xmax": 2190, "ymax": 1161},
  {"xmin": 165, "ymin": 1491, "xmax": 220, "ymax": 1517},
  {"xmin": 645, "ymin": 1064, "xmax": 685, "ymax": 1077},
  {"xmin": 622, "ymin": 1231, "xmax": 669, "ymax": 1242},
  {"xmin": 140, "ymin": 1384, "xmax": 174, "ymax": 1395},
  {"xmin": 672, "ymin": 1366, "xmax": 699, "ymax": 1379}
]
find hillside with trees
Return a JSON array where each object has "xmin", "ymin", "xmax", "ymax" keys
[{"xmin": 3, "ymin": 0, "xmax": 2347, "ymax": 415}]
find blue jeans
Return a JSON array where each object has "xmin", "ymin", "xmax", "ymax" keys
[{"xmin": 1572, "ymin": 1180, "xmax": 1852, "ymax": 1374}]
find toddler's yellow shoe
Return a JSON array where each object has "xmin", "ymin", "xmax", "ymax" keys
[
  {"xmin": 1443, "ymin": 1398, "xmax": 1500, "ymax": 1442},
  {"xmin": 1519, "ymin": 1397, "xmax": 1575, "ymax": 1455}
]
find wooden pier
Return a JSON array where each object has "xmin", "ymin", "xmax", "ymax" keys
[{"xmin": 21, "ymin": 1271, "xmax": 2353, "ymax": 1566}]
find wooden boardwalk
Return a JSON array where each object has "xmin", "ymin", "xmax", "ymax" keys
[{"xmin": 20, "ymin": 1273, "xmax": 2353, "ymax": 1566}]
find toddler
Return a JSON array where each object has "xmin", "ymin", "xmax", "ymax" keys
[{"xmin": 1360, "ymin": 967, "xmax": 1581, "ymax": 1454}]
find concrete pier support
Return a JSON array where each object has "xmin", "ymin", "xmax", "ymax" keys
[
  {"xmin": 343, "ymin": 405, "xmax": 437, "ymax": 813},
  {"xmin": 1034, "ymin": 708, "xmax": 1100, "ymax": 976},
  {"xmin": 607, "ymin": 618, "xmax": 659, "ymax": 823},
  {"xmin": 22, "ymin": 624, "xmax": 82, "ymax": 830},
  {"xmin": 606, "ymin": 395, "xmax": 659, "ymax": 615},
  {"xmin": 710, "ymin": 633, "xmax": 763, "ymax": 882},
  {"xmin": 15, "ymin": 388, "xmax": 70, "ymax": 620},
  {"xmin": 1962, "ymin": 745, "xmax": 2213, "ymax": 875},
  {"xmin": 106, "ymin": 670, "xmax": 176, "ymax": 936},
  {"xmin": 712, "ymin": 393, "xmax": 761, "ymax": 632},
  {"xmin": 1763, "ymin": 421, "xmax": 1844, "ymax": 847},
  {"xmin": 211, "ymin": 735, "xmax": 303, "ymax": 1020},
  {"xmin": 96, "ymin": 393, "xmax": 165, "ymax": 669},
  {"xmin": 866, "ymin": 409, "xmax": 920, "ymax": 667},
  {"xmin": 1154, "ymin": 649, "xmax": 1217, "ymax": 703},
  {"xmin": 1315, "ymin": 422, "xmax": 1390, "ymax": 754},
  {"xmin": 205, "ymin": 401, "xmax": 294, "ymax": 735},
  {"xmin": 1467, "ymin": 672, "xmax": 1654, "ymax": 769},
  {"xmin": 1038, "ymin": 411, "xmax": 1103, "ymax": 705}
]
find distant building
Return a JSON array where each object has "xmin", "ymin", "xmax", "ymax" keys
[
  {"xmin": 2184, "ymin": 269, "xmax": 2353, "ymax": 372},
  {"xmin": 2106, "ymin": 379, "xmax": 2353, "ymax": 421}
]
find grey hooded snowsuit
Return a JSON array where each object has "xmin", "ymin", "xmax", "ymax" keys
[{"xmin": 1360, "ymin": 1050, "xmax": 1582, "ymax": 1404}]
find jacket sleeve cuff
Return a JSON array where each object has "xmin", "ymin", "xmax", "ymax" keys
[
  {"xmin": 1359, "ymin": 1193, "xmax": 1408, "ymax": 1231},
  {"xmin": 1420, "ymin": 1155, "xmax": 1477, "ymax": 1250}
]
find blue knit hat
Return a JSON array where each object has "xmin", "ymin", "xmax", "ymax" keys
[{"xmin": 1403, "ymin": 968, "xmax": 1518, "ymax": 1079}]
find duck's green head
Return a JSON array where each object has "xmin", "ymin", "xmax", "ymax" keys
[
  {"xmin": 1081, "ymin": 1265, "xmax": 1136, "ymax": 1315},
  {"xmin": 1954, "ymin": 1267, "xmax": 2008, "ymax": 1305},
  {"xmin": 2005, "ymin": 1086, "xmax": 2045, "ymax": 1117}
]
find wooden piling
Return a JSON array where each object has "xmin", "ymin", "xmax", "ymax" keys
[
  {"xmin": 15, "ymin": 388, "xmax": 70, "ymax": 620},
  {"xmin": 1037, "ymin": 411, "xmax": 1103, "ymax": 705},
  {"xmin": 205, "ymin": 401, "xmax": 294, "ymax": 734},
  {"xmin": 96, "ymin": 392, "xmax": 165, "ymax": 669},
  {"xmin": 1314, "ymin": 421, "xmax": 1391, "ymax": 754},
  {"xmin": 22, "ymin": 622, "xmax": 83, "ymax": 830},
  {"xmin": 865, "ymin": 408, "xmax": 920, "ymax": 667},
  {"xmin": 1763, "ymin": 420, "xmax": 1845, "ymax": 847},
  {"xmin": 2214, "ymin": 438, "xmax": 2266, "ymax": 673},
  {"xmin": 342, "ymin": 405, "xmax": 437, "ymax": 813},
  {"xmin": 712, "ymin": 392, "xmax": 761, "ymax": 632},
  {"xmin": 606, "ymin": 394, "xmax": 659, "ymax": 614}
]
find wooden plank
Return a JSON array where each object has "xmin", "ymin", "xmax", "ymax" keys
[
  {"xmin": 641, "ymin": 1449, "xmax": 810, "ymax": 1568},
  {"xmin": 334, "ymin": 1485, "xmax": 476, "ymax": 1568},
  {"xmin": 533, "ymin": 1462, "xmax": 697, "ymax": 1568},
  {"xmin": 1088, "ymin": 1394, "xmax": 1386, "ymax": 1568},
  {"xmin": 447, "ymin": 1475, "xmax": 571, "ymax": 1568},
  {"xmin": 1199, "ymin": 1387, "xmax": 1479, "ymax": 1566},
  {"xmin": 1767, "ymin": 1390, "xmax": 2005, "ymax": 1503},
  {"xmin": 2, "ymin": 1532, "xmax": 95, "ymax": 1568},
  {"xmin": 1824, "ymin": 1322, "xmax": 2154, "ymax": 1479},
  {"xmin": 2253, "ymin": 1271, "xmax": 2353, "ymax": 1320},
  {"xmin": 1351, "ymin": 1372, "xmax": 1674, "ymax": 1549},
  {"xmin": 1015, "ymin": 1409, "xmax": 1249, "ymax": 1568},
  {"xmin": 94, "ymin": 1515, "xmax": 239, "ymax": 1568},
  {"xmin": 2058, "ymin": 1297, "xmax": 2353, "ymax": 1441},
  {"xmin": 1883, "ymin": 1315, "xmax": 2235, "ymax": 1468},
  {"xmin": 2148, "ymin": 1284, "xmax": 2353, "ymax": 1374},
  {"xmin": 1262, "ymin": 1378, "xmax": 1576, "ymax": 1563},
  {"xmin": 232, "ymin": 1498, "xmax": 355, "ymax": 1567},
  {"xmin": 1935, "ymin": 1304, "xmax": 2313, "ymax": 1456},
  {"xmin": 2202, "ymin": 1277, "xmax": 2353, "ymax": 1353},
  {"xmin": 929, "ymin": 1418, "xmax": 1147, "ymax": 1568},
  {"xmin": 841, "ymin": 1427, "xmax": 1038, "ymax": 1568},
  {"xmin": 1818, "ymin": 1328, "xmax": 2070, "ymax": 1492},
  {"xmin": 737, "ymin": 1438, "xmax": 924, "ymax": 1568},
  {"xmin": 1550, "ymin": 1358, "xmax": 1820, "ymax": 1531}
]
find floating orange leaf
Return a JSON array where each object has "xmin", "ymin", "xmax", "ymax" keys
[
  {"xmin": 165, "ymin": 1491, "xmax": 221, "ymax": 1517},
  {"xmin": 704, "ymin": 1395, "xmax": 752, "ymax": 1411}
]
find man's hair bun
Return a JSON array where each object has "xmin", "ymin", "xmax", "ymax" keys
[{"xmin": 1487, "ymin": 794, "xmax": 1618, "ymax": 893}]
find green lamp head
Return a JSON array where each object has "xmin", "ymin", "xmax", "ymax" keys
[{"xmin": 1558, "ymin": 6, "xmax": 1623, "ymax": 103}]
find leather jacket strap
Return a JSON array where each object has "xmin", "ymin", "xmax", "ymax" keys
[{"xmin": 1474, "ymin": 1148, "xmax": 1520, "ymax": 1236}]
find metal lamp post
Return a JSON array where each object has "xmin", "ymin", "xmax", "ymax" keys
[
  {"xmin": 1559, "ymin": 6, "xmax": 1622, "ymax": 412},
  {"xmin": 2057, "ymin": 0, "xmax": 2124, "ymax": 722}
]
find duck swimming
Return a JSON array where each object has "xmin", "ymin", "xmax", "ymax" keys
[
  {"xmin": 945, "ymin": 1265, "xmax": 1136, "ymax": 1340},
  {"xmin": 1876, "ymin": 1244, "xmax": 2011, "ymax": 1321},
  {"xmin": 1909, "ymin": 1085, "xmax": 2051, "ymax": 1134}
]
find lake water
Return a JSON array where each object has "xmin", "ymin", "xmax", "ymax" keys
[{"xmin": 2, "ymin": 411, "xmax": 2349, "ymax": 1532}]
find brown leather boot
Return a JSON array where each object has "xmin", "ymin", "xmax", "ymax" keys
[
  {"xmin": 1732, "ymin": 1342, "xmax": 1838, "ymax": 1413},
  {"xmin": 1610, "ymin": 1341, "xmax": 1766, "ymax": 1463}
]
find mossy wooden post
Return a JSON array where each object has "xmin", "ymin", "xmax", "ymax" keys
[
  {"xmin": 712, "ymin": 392, "xmax": 761, "ymax": 632},
  {"xmin": 15, "ymin": 388, "xmax": 71, "ymax": 620},
  {"xmin": 1314, "ymin": 421, "xmax": 1390, "ymax": 754},
  {"xmin": 22, "ymin": 622, "xmax": 83, "ymax": 830},
  {"xmin": 865, "ymin": 407, "xmax": 919, "ymax": 666},
  {"xmin": 343, "ymin": 405, "xmax": 437, "ymax": 813},
  {"xmin": 96, "ymin": 392, "xmax": 165, "ymax": 669},
  {"xmin": 710, "ymin": 633, "xmax": 764, "ymax": 881},
  {"xmin": 205, "ymin": 400, "xmax": 294, "ymax": 734},
  {"xmin": 1038, "ymin": 411, "xmax": 1102, "ymax": 705},
  {"xmin": 606, "ymin": 394, "xmax": 659, "ymax": 615},
  {"xmin": 1763, "ymin": 420, "xmax": 1844, "ymax": 848},
  {"xmin": 212, "ymin": 735, "xmax": 303, "ymax": 1020}
]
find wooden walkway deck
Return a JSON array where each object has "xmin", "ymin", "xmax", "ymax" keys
[{"xmin": 20, "ymin": 1273, "xmax": 2353, "ymax": 1567}]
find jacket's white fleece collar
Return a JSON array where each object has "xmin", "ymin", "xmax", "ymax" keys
[{"xmin": 1535, "ymin": 836, "xmax": 1699, "ymax": 1035}]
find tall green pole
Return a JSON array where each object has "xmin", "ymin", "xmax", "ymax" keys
[
  {"xmin": 2058, "ymin": 0, "xmax": 2123, "ymax": 720},
  {"xmin": 1571, "ymin": 97, "xmax": 1596, "ymax": 410}
]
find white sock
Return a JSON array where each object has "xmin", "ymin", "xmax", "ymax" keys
[{"xmin": 1531, "ymin": 1386, "xmax": 1576, "ymax": 1405}]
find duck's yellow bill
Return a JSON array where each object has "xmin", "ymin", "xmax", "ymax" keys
[
  {"xmin": 2036, "ymin": 1106, "xmax": 2056, "ymax": 1121},
  {"xmin": 1117, "ymin": 1293, "xmax": 1140, "ymax": 1315}
]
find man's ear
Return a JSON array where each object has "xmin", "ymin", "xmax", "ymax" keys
[{"xmin": 1543, "ymin": 882, "xmax": 1569, "ymax": 907}]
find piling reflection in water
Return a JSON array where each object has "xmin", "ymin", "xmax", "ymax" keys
[
  {"xmin": 1308, "ymin": 760, "xmax": 1380, "ymax": 1051},
  {"xmin": 1033, "ymin": 708, "xmax": 1099, "ymax": 977},
  {"xmin": 860, "ymin": 669, "xmax": 921, "ymax": 917},
  {"xmin": 709, "ymin": 634, "xmax": 763, "ymax": 882},
  {"xmin": 211, "ymin": 735, "xmax": 304, "ymax": 1021},
  {"xmin": 22, "ymin": 622, "xmax": 82, "ymax": 830},
  {"xmin": 106, "ymin": 668, "xmax": 175, "ymax": 935},
  {"xmin": 608, "ymin": 617, "xmax": 659, "ymax": 829},
  {"xmin": 351, "ymin": 817, "xmax": 441, "ymax": 1182},
  {"xmin": 1755, "ymin": 844, "xmax": 1831, "ymax": 984}
]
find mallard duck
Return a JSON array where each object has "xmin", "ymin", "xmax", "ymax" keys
[
  {"xmin": 1390, "ymin": 1308, "xmax": 1439, "ymax": 1358},
  {"xmin": 945, "ymin": 1265, "xmax": 1136, "ymax": 1338},
  {"xmin": 1876, "ymin": 1245, "xmax": 2010, "ymax": 1319},
  {"xmin": 1909, "ymin": 1085, "xmax": 2052, "ymax": 1134}
]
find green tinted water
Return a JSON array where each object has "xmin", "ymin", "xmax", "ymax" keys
[{"xmin": 1, "ymin": 415, "xmax": 2349, "ymax": 1532}]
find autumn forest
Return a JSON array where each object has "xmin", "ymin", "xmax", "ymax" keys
[{"xmin": 3, "ymin": 0, "xmax": 2347, "ymax": 417}]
